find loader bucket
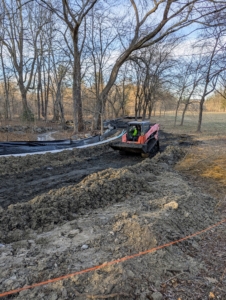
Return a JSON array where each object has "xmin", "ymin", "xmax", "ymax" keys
[
  {"xmin": 110, "ymin": 138, "xmax": 158, "ymax": 155},
  {"xmin": 110, "ymin": 142, "xmax": 144, "ymax": 154}
]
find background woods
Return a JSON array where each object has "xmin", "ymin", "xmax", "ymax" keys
[{"xmin": 0, "ymin": 0, "xmax": 226, "ymax": 132}]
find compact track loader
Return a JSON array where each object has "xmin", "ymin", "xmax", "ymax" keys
[{"xmin": 110, "ymin": 121, "xmax": 160, "ymax": 157}]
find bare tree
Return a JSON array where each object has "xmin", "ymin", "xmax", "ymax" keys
[
  {"xmin": 0, "ymin": 0, "xmax": 226, "ymax": 129},
  {"xmin": 130, "ymin": 39, "xmax": 176, "ymax": 120},
  {"xmin": 173, "ymin": 59, "xmax": 194, "ymax": 126},
  {"xmin": 215, "ymin": 72, "xmax": 226, "ymax": 111},
  {"xmin": 0, "ymin": 41, "xmax": 12, "ymax": 119},
  {"xmin": 38, "ymin": 0, "xmax": 98, "ymax": 132},
  {"xmin": 84, "ymin": 9, "xmax": 118, "ymax": 130},
  {"xmin": 107, "ymin": 65, "xmax": 131, "ymax": 118},
  {"xmin": 94, "ymin": 0, "xmax": 226, "ymax": 129},
  {"xmin": 172, "ymin": 54, "xmax": 203, "ymax": 126},
  {"xmin": 133, "ymin": 61, "xmax": 144, "ymax": 119},
  {"xmin": 180, "ymin": 57, "xmax": 203, "ymax": 126},
  {"xmin": 35, "ymin": 9, "xmax": 55, "ymax": 121},
  {"xmin": 1, "ymin": 0, "xmax": 46, "ymax": 121},
  {"xmin": 51, "ymin": 63, "xmax": 69, "ymax": 124},
  {"xmin": 195, "ymin": 27, "xmax": 226, "ymax": 131}
]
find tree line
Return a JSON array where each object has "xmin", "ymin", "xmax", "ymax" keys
[{"xmin": 0, "ymin": 0, "xmax": 226, "ymax": 132}]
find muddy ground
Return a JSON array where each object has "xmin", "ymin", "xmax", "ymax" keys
[{"xmin": 0, "ymin": 131, "xmax": 226, "ymax": 300}]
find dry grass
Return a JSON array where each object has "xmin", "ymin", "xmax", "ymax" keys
[
  {"xmin": 0, "ymin": 131, "xmax": 36, "ymax": 142},
  {"xmin": 177, "ymin": 153, "xmax": 226, "ymax": 185},
  {"xmin": 151, "ymin": 111, "xmax": 226, "ymax": 137},
  {"xmin": 175, "ymin": 144, "xmax": 226, "ymax": 199},
  {"xmin": 0, "ymin": 118, "xmax": 72, "ymax": 141},
  {"xmin": 154, "ymin": 111, "xmax": 226, "ymax": 203},
  {"xmin": 202, "ymin": 161, "xmax": 226, "ymax": 184},
  {"xmin": 0, "ymin": 116, "xmax": 97, "ymax": 141}
]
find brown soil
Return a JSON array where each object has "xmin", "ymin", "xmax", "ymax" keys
[
  {"xmin": 0, "ymin": 130, "xmax": 226, "ymax": 300},
  {"xmin": 0, "ymin": 119, "xmax": 99, "ymax": 142}
]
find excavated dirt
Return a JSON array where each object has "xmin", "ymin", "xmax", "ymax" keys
[{"xmin": 0, "ymin": 132, "xmax": 226, "ymax": 300}]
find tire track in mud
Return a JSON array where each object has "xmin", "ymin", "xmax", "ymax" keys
[
  {"xmin": 1, "ymin": 133, "xmax": 219, "ymax": 300},
  {"xmin": 0, "ymin": 145, "xmax": 188, "ymax": 244},
  {"xmin": 0, "ymin": 144, "xmax": 220, "ymax": 300},
  {"xmin": 0, "ymin": 132, "xmax": 194, "ymax": 209},
  {"xmin": 0, "ymin": 150, "xmax": 141, "ymax": 209}
]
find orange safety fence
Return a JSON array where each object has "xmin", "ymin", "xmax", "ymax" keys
[{"xmin": 0, "ymin": 218, "xmax": 226, "ymax": 298}]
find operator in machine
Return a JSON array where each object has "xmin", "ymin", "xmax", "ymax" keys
[
  {"xmin": 130, "ymin": 125, "xmax": 141, "ymax": 140},
  {"xmin": 132, "ymin": 126, "xmax": 138, "ymax": 137}
]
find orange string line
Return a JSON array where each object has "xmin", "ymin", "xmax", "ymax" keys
[{"xmin": 0, "ymin": 218, "xmax": 225, "ymax": 298}]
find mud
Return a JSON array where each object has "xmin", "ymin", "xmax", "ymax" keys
[
  {"xmin": 0, "ymin": 146, "xmax": 140, "ymax": 209},
  {"xmin": 0, "ymin": 133, "xmax": 225, "ymax": 300}
]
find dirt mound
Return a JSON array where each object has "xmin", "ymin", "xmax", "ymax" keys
[
  {"xmin": 0, "ymin": 145, "xmax": 222, "ymax": 299},
  {"xmin": 0, "ymin": 156, "xmax": 155, "ymax": 243},
  {"xmin": 0, "ymin": 146, "xmax": 188, "ymax": 244},
  {"xmin": 0, "ymin": 144, "xmax": 111, "ymax": 176},
  {"xmin": 157, "ymin": 145, "xmax": 187, "ymax": 164}
]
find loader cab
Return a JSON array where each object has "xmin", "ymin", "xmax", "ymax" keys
[{"xmin": 127, "ymin": 121, "xmax": 151, "ymax": 141}]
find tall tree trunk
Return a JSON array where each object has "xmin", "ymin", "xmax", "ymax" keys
[
  {"xmin": 174, "ymin": 97, "xmax": 182, "ymax": 127},
  {"xmin": 0, "ymin": 46, "xmax": 10, "ymax": 120},
  {"xmin": 52, "ymin": 81, "xmax": 65, "ymax": 123},
  {"xmin": 148, "ymin": 104, "xmax": 153, "ymax": 119},
  {"xmin": 44, "ymin": 53, "xmax": 51, "ymax": 121},
  {"xmin": 18, "ymin": 78, "xmax": 33, "ymax": 121},
  {"xmin": 73, "ymin": 39, "xmax": 83, "ymax": 132},
  {"xmin": 94, "ymin": 55, "xmax": 128, "ymax": 129},
  {"xmin": 142, "ymin": 101, "xmax": 148, "ymax": 120},
  {"xmin": 59, "ymin": 94, "xmax": 65, "ymax": 125},
  {"xmin": 135, "ymin": 97, "xmax": 138, "ymax": 120},
  {"xmin": 51, "ymin": 90, "xmax": 59, "ymax": 121},
  {"xmin": 180, "ymin": 102, "xmax": 189, "ymax": 126},
  {"xmin": 197, "ymin": 96, "xmax": 205, "ymax": 132},
  {"xmin": 37, "ymin": 88, "xmax": 41, "ymax": 120},
  {"xmin": 41, "ymin": 82, "xmax": 45, "ymax": 119},
  {"xmin": 37, "ymin": 59, "xmax": 41, "ymax": 120}
]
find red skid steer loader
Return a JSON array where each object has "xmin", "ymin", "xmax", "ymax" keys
[{"xmin": 110, "ymin": 121, "xmax": 160, "ymax": 158}]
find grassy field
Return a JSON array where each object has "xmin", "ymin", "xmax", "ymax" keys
[
  {"xmin": 0, "ymin": 111, "xmax": 225, "ymax": 142},
  {"xmin": 151, "ymin": 111, "xmax": 226, "ymax": 136},
  {"xmin": 166, "ymin": 111, "xmax": 226, "ymax": 202}
]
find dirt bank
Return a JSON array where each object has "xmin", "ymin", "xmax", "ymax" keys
[{"xmin": 0, "ymin": 133, "xmax": 225, "ymax": 300}]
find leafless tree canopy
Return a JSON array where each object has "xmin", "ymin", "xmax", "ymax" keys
[{"xmin": 0, "ymin": 0, "xmax": 226, "ymax": 131}]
